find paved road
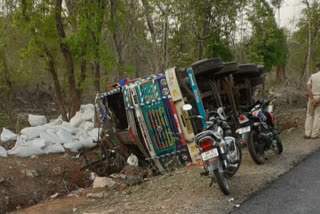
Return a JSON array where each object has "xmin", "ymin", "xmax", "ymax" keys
[{"xmin": 231, "ymin": 149, "xmax": 320, "ymax": 214}]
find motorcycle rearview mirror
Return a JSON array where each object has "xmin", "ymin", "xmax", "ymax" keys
[
  {"xmin": 217, "ymin": 107, "xmax": 226, "ymax": 120},
  {"xmin": 183, "ymin": 104, "xmax": 192, "ymax": 111}
]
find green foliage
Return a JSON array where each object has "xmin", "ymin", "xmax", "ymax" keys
[
  {"xmin": 288, "ymin": 1, "xmax": 320, "ymax": 74},
  {"xmin": 245, "ymin": 0, "xmax": 287, "ymax": 72},
  {"xmin": 205, "ymin": 33, "xmax": 233, "ymax": 61}
]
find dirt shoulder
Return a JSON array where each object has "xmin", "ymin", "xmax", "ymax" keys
[
  {"xmin": 12, "ymin": 107, "xmax": 319, "ymax": 214},
  {"xmin": 0, "ymin": 154, "xmax": 87, "ymax": 214},
  {"xmin": 74, "ymin": 128, "xmax": 319, "ymax": 214}
]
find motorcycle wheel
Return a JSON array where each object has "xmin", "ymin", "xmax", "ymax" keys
[
  {"xmin": 225, "ymin": 142, "xmax": 242, "ymax": 177},
  {"xmin": 214, "ymin": 164, "xmax": 230, "ymax": 195},
  {"xmin": 248, "ymin": 130, "xmax": 265, "ymax": 164},
  {"xmin": 274, "ymin": 134, "xmax": 283, "ymax": 154}
]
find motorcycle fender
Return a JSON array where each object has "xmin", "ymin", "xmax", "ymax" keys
[
  {"xmin": 207, "ymin": 158, "xmax": 219, "ymax": 173},
  {"xmin": 240, "ymin": 132, "xmax": 250, "ymax": 144}
]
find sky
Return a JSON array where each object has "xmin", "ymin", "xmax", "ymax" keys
[{"xmin": 279, "ymin": 0, "xmax": 304, "ymax": 30}]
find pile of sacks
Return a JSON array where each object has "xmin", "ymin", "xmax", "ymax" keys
[{"xmin": 0, "ymin": 104, "xmax": 100, "ymax": 157}]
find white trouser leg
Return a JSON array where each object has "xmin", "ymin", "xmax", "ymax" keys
[
  {"xmin": 305, "ymin": 100, "xmax": 315, "ymax": 137},
  {"xmin": 311, "ymin": 104, "xmax": 320, "ymax": 138}
]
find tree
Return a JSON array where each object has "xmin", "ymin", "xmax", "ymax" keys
[
  {"xmin": 246, "ymin": 0, "xmax": 287, "ymax": 78},
  {"xmin": 55, "ymin": 0, "xmax": 80, "ymax": 118},
  {"xmin": 288, "ymin": 1, "xmax": 320, "ymax": 82}
]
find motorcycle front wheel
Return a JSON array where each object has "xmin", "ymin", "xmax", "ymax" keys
[
  {"xmin": 225, "ymin": 142, "xmax": 242, "ymax": 177},
  {"xmin": 247, "ymin": 130, "xmax": 265, "ymax": 164},
  {"xmin": 274, "ymin": 134, "xmax": 283, "ymax": 154},
  {"xmin": 214, "ymin": 164, "xmax": 230, "ymax": 195}
]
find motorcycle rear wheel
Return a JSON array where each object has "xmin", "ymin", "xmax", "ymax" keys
[
  {"xmin": 248, "ymin": 130, "xmax": 265, "ymax": 164},
  {"xmin": 214, "ymin": 167, "xmax": 230, "ymax": 195}
]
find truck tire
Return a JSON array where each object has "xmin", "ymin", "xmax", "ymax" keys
[
  {"xmin": 190, "ymin": 58, "xmax": 223, "ymax": 77},
  {"xmin": 214, "ymin": 62, "xmax": 238, "ymax": 78},
  {"xmin": 233, "ymin": 64, "xmax": 262, "ymax": 78}
]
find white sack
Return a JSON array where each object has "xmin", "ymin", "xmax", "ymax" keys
[
  {"xmin": 40, "ymin": 131, "xmax": 62, "ymax": 145},
  {"xmin": 80, "ymin": 121, "xmax": 94, "ymax": 131},
  {"xmin": 0, "ymin": 146, "xmax": 7, "ymax": 157},
  {"xmin": 88, "ymin": 128, "xmax": 101, "ymax": 141},
  {"xmin": 63, "ymin": 140, "xmax": 83, "ymax": 153},
  {"xmin": 43, "ymin": 143, "xmax": 65, "ymax": 154},
  {"xmin": 70, "ymin": 112, "xmax": 82, "ymax": 127},
  {"xmin": 60, "ymin": 122, "xmax": 82, "ymax": 135},
  {"xmin": 7, "ymin": 135, "xmax": 45, "ymax": 157},
  {"xmin": 56, "ymin": 128, "xmax": 73, "ymax": 144},
  {"xmin": 80, "ymin": 107, "xmax": 95, "ymax": 121},
  {"xmin": 21, "ymin": 126, "xmax": 46, "ymax": 140},
  {"xmin": 49, "ymin": 115, "xmax": 63, "ymax": 125},
  {"xmin": 79, "ymin": 134, "xmax": 96, "ymax": 148},
  {"xmin": 1, "ymin": 128, "xmax": 18, "ymax": 142},
  {"xmin": 80, "ymin": 104, "xmax": 95, "ymax": 113},
  {"xmin": 28, "ymin": 114, "xmax": 47, "ymax": 127}
]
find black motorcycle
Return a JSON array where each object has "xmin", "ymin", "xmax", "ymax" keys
[
  {"xmin": 183, "ymin": 105, "xmax": 242, "ymax": 195},
  {"xmin": 236, "ymin": 97, "xmax": 283, "ymax": 164}
]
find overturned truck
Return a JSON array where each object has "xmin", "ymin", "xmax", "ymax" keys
[{"xmin": 94, "ymin": 58, "xmax": 264, "ymax": 172}]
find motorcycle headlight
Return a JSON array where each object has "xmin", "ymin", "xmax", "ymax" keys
[
  {"xmin": 162, "ymin": 87, "xmax": 170, "ymax": 96},
  {"xmin": 160, "ymin": 78, "xmax": 167, "ymax": 86}
]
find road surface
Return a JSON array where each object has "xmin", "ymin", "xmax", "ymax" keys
[{"xmin": 231, "ymin": 148, "xmax": 320, "ymax": 214}]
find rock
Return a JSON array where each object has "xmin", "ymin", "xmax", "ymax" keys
[
  {"xmin": 68, "ymin": 193, "xmax": 79, "ymax": 198},
  {"xmin": 22, "ymin": 169, "xmax": 39, "ymax": 178},
  {"xmin": 93, "ymin": 177, "xmax": 116, "ymax": 189},
  {"xmin": 124, "ymin": 175, "xmax": 143, "ymax": 186},
  {"xmin": 121, "ymin": 165, "xmax": 148, "ymax": 178},
  {"xmin": 50, "ymin": 193, "xmax": 59, "ymax": 199},
  {"xmin": 109, "ymin": 173, "xmax": 126, "ymax": 179},
  {"xmin": 30, "ymin": 155, "xmax": 38, "ymax": 159},
  {"xmin": 86, "ymin": 192, "xmax": 104, "ymax": 199},
  {"xmin": 119, "ymin": 183, "xmax": 128, "ymax": 191},
  {"xmin": 52, "ymin": 167, "xmax": 63, "ymax": 176}
]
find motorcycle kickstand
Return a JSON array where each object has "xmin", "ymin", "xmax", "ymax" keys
[
  {"xmin": 209, "ymin": 178, "xmax": 216, "ymax": 187},
  {"xmin": 210, "ymin": 179, "xmax": 214, "ymax": 187}
]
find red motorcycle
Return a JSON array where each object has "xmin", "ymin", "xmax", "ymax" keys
[{"xmin": 236, "ymin": 98, "xmax": 283, "ymax": 164}]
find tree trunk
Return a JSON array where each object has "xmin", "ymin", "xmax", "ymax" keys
[
  {"xmin": 94, "ymin": 62, "xmax": 101, "ymax": 92},
  {"xmin": 141, "ymin": 0, "xmax": 160, "ymax": 73},
  {"xmin": 305, "ymin": 0, "xmax": 312, "ymax": 80},
  {"xmin": 78, "ymin": 58, "xmax": 86, "ymax": 98},
  {"xmin": 55, "ymin": 0, "xmax": 80, "ymax": 118},
  {"xmin": 44, "ymin": 47, "xmax": 68, "ymax": 121},
  {"xmin": 275, "ymin": 65, "xmax": 285, "ymax": 82},
  {"xmin": 1, "ymin": 49, "xmax": 12, "ymax": 89},
  {"xmin": 198, "ymin": 4, "xmax": 210, "ymax": 59},
  {"xmin": 110, "ymin": 0, "xmax": 127, "ymax": 80},
  {"xmin": 162, "ymin": 14, "xmax": 169, "ymax": 70}
]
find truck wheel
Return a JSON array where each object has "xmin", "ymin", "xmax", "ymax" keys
[
  {"xmin": 233, "ymin": 64, "xmax": 263, "ymax": 78},
  {"xmin": 214, "ymin": 62, "xmax": 238, "ymax": 78},
  {"xmin": 190, "ymin": 58, "xmax": 223, "ymax": 77}
]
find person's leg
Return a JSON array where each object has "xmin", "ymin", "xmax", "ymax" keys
[
  {"xmin": 311, "ymin": 105, "xmax": 320, "ymax": 138},
  {"xmin": 305, "ymin": 100, "xmax": 315, "ymax": 137}
]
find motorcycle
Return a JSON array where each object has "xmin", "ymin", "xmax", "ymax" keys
[
  {"xmin": 183, "ymin": 104, "xmax": 242, "ymax": 195},
  {"xmin": 236, "ymin": 97, "xmax": 283, "ymax": 165}
]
